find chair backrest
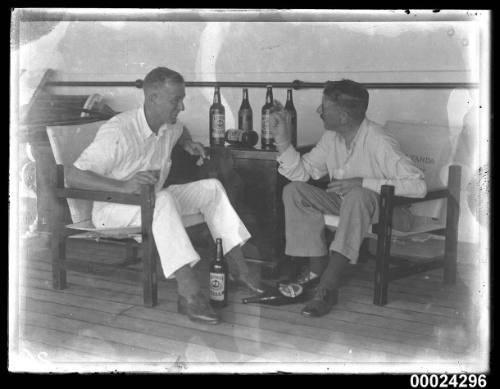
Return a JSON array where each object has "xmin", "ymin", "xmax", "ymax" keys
[
  {"xmin": 47, "ymin": 120, "xmax": 107, "ymax": 223},
  {"xmin": 384, "ymin": 120, "xmax": 453, "ymax": 219}
]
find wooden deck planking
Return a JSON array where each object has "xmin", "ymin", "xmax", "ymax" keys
[
  {"xmin": 22, "ymin": 269, "xmax": 433, "ymax": 358},
  {"xmin": 15, "ymin": 236, "xmax": 479, "ymax": 365},
  {"xmin": 21, "ymin": 273, "xmax": 436, "ymax": 360},
  {"xmin": 21, "ymin": 264, "xmax": 471, "ymax": 361},
  {"xmin": 23, "ymin": 319, "xmax": 176, "ymax": 363},
  {"xmin": 23, "ymin": 261, "xmax": 462, "ymax": 335},
  {"xmin": 21, "ymin": 282, "xmax": 349, "ymax": 363},
  {"xmin": 22, "ymin": 259, "xmax": 469, "ymax": 342},
  {"xmin": 26, "ymin": 256, "xmax": 468, "ymax": 316},
  {"xmin": 19, "ymin": 338, "xmax": 115, "ymax": 363},
  {"xmin": 22, "ymin": 297, "xmax": 270, "ymax": 363}
]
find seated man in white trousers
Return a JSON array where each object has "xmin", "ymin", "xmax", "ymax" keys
[
  {"xmin": 270, "ymin": 80, "xmax": 427, "ymax": 318},
  {"xmin": 66, "ymin": 67, "xmax": 264, "ymax": 325}
]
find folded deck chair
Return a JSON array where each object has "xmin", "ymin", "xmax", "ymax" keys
[
  {"xmin": 47, "ymin": 120, "xmax": 204, "ymax": 307},
  {"xmin": 322, "ymin": 121, "xmax": 461, "ymax": 306}
]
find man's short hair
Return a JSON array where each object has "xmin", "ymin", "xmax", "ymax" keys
[
  {"xmin": 323, "ymin": 79, "xmax": 369, "ymax": 122},
  {"xmin": 143, "ymin": 67, "xmax": 184, "ymax": 95}
]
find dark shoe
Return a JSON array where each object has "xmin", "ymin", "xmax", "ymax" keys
[
  {"xmin": 301, "ymin": 288, "xmax": 339, "ymax": 318},
  {"xmin": 177, "ymin": 292, "xmax": 220, "ymax": 325},
  {"xmin": 228, "ymin": 272, "xmax": 266, "ymax": 294}
]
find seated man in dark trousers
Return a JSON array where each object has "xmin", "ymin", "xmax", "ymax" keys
[{"xmin": 270, "ymin": 79, "xmax": 427, "ymax": 317}]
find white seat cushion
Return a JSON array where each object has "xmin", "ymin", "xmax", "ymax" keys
[
  {"xmin": 323, "ymin": 214, "xmax": 445, "ymax": 238},
  {"xmin": 68, "ymin": 213, "xmax": 205, "ymax": 243}
]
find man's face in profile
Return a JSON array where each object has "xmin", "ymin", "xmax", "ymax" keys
[
  {"xmin": 317, "ymin": 95, "xmax": 345, "ymax": 132},
  {"xmin": 153, "ymin": 82, "xmax": 186, "ymax": 125}
]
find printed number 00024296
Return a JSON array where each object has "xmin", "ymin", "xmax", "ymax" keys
[{"xmin": 409, "ymin": 374, "xmax": 487, "ymax": 388}]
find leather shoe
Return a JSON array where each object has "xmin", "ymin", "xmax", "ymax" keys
[
  {"xmin": 177, "ymin": 292, "xmax": 220, "ymax": 325},
  {"xmin": 301, "ymin": 288, "xmax": 339, "ymax": 318},
  {"xmin": 228, "ymin": 272, "xmax": 266, "ymax": 294}
]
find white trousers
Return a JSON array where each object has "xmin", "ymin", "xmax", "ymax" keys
[{"xmin": 91, "ymin": 178, "xmax": 251, "ymax": 278}]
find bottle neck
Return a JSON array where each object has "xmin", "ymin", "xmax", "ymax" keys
[
  {"xmin": 213, "ymin": 89, "xmax": 221, "ymax": 104},
  {"xmin": 266, "ymin": 88, "xmax": 273, "ymax": 104},
  {"xmin": 240, "ymin": 89, "xmax": 250, "ymax": 109},
  {"xmin": 215, "ymin": 241, "xmax": 223, "ymax": 261},
  {"xmin": 286, "ymin": 90, "xmax": 293, "ymax": 104}
]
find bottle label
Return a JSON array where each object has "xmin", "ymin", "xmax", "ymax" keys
[
  {"xmin": 212, "ymin": 114, "xmax": 225, "ymax": 139},
  {"xmin": 226, "ymin": 130, "xmax": 242, "ymax": 142},
  {"xmin": 261, "ymin": 113, "xmax": 273, "ymax": 140},
  {"xmin": 209, "ymin": 272, "xmax": 226, "ymax": 301}
]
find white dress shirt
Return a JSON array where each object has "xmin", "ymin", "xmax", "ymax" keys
[
  {"xmin": 74, "ymin": 106, "xmax": 184, "ymax": 214},
  {"xmin": 72, "ymin": 106, "xmax": 251, "ymax": 278},
  {"xmin": 277, "ymin": 118, "xmax": 427, "ymax": 198}
]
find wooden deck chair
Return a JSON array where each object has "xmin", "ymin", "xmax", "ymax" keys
[
  {"xmin": 47, "ymin": 120, "xmax": 205, "ymax": 307},
  {"xmin": 322, "ymin": 121, "xmax": 461, "ymax": 306}
]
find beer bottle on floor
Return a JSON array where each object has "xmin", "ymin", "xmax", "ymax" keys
[
  {"xmin": 238, "ymin": 88, "xmax": 253, "ymax": 132},
  {"xmin": 209, "ymin": 238, "xmax": 228, "ymax": 308},
  {"xmin": 261, "ymin": 85, "xmax": 275, "ymax": 150},
  {"xmin": 284, "ymin": 89, "xmax": 297, "ymax": 148},
  {"xmin": 225, "ymin": 129, "xmax": 259, "ymax": 147},
  {"xmin": 209, "ymin": 86, "xmax": 225, "ymax": 147}
]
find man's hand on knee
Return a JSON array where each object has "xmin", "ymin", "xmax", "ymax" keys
[{"xmin": 326, "ymin": 177, "xmax": 362, "ymax": 196}]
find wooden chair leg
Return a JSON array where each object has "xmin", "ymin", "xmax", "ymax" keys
[
  {"xmin": 142, "ymin": 239, "xmax": 158, "ymax": 307},
  {"xmin": 444, "ymin": 165, "xmax": 461, "ymax": 285},
  {"xmin": 51, "ymin": 166, "xmax": 66, "ymax": 290},
  {"xmin": 141, "ymin": 184, "xmax": 158, "ymax": 307},
  {"xmin": 51, "ymin": 228, "xmax": 67, "ymax": 290},
  {"xmin": 373, "ymin": 185, "xmax": 395, "ymax": 306}
]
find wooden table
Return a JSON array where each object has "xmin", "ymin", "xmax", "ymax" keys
[{"xmin": 208, "ymin": 145, "xmax": 291, "ymax": 274}]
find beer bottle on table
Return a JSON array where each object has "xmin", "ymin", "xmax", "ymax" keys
[
  {"xmin": 238, "ymin": 88, "xmax": 253, "ymax": 132},
  {"xmin": 225, "ymin": 129, "xmax": 259, "ymax": 147},
  {"xmin": 209, "ymin": 238, "xmax": 228, "ymax": 308},
  {"xmin": 261, "ymin": 85, "xmax": 275, "ymax": 150},
  {"xmin": 209, "ymin": 86, "xmax": 225, "ymax": 147},
  {"xmin": 284, "ymin": 89, "xmax": 297, "ymax": 148}
]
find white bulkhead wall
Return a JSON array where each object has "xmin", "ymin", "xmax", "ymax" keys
[{"xmin": 16, "ymin": 17, "xmax": 486, "ymax": 243}]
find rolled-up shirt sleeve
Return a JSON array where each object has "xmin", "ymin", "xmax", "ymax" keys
[
  {"xmin": 73, "ymin": 123, "xmax": 122, "ymax": 176},
  {"xmin": 277, "ymin": 133, "xmax": 330, "ymax": 181},
  {"xmin": 362, "ymin": 134, "xmax": 427, "ymax": 198}
]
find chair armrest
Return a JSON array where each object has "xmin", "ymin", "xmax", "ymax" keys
[
  {"xmin": 392, "ymin": 187, "xmax": 449, "ymax": 206},
  {"xmin": 55, "ymin": 187, "xmax": 145, "ymax": 205},
  {"xmin": 54, "ymin": 164, "xmax": 154, "ymax": 205}
]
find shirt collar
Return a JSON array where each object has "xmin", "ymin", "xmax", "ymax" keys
[
  {"xmin": 334, "ymin": 118, "xmax": 367, "ymax": 152},
  {"xmin": 349, "ymin": 118, "xmax": 368, "ymax": 150},
  {"xmin": 138, "ymin": 106, "xmax": 168, "ymax": 139}
]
